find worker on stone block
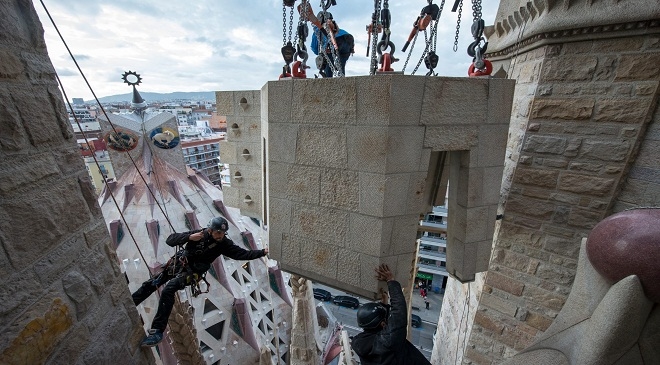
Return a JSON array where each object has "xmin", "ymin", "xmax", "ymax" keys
[
  {"xmin": 132, "ymin": 216, "xmax": 268, "ymax": 347},
  {"xmin": 352, "ymin": 264, "xmax": 431, "ymax": 365}
]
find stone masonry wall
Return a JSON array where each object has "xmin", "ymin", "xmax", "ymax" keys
[
  {"xmin": 465, "ymin": 32, "xmax": 660, "ymax": 364},
  {"xmin": 217, "ymin": 90, "xmax": 263, "ymax": 219},
  {"xmin": 0, "ymin": 1, "xmax": 152, "ymax": 364},
  {"xmin": 614, "ymin": 91, "xmax": 660, "ymax": 211}
]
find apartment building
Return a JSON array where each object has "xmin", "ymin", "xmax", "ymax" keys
[{"xmin": 418, "ymin": 205, "xmax": 449, "ymax": 293}]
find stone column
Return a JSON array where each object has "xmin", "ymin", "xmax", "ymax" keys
[{"xmin": 0, "ymin": 1, "xmax": 152, "ymax": 363}]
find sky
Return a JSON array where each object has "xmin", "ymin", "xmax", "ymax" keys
[{"xmin": 34, "ymin": 0, "xmax": 499, "ymax": 101}]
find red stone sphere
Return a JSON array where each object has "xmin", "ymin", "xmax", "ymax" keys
[{"xmin": 586, "ymin": 208, "xmax": 660, "ymax": 303}]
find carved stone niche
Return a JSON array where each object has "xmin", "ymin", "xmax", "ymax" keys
[{"xmin": 262, "ymin": 75, "xmax": 514, "ymax": 299}]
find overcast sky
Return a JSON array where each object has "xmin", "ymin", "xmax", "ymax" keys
[{"xmin": 34, "ymin": 0, "xmax": 499, "ymax": 101}]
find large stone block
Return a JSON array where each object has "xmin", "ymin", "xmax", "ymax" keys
[
  {"xmin": 422, "ymin": 77, "xmax": 489, "ymax": 125},
  {"xmin": 267, "ymin": 75, "xmax": 513, "ymax": 295},
  {"xmin": 320, "ymin": 168, "xmax": 359, "ymax": 211},
  {"xmin": 295, "ymin": 126, "xmax": 347, "ymax": 168},
  {"xmin": 0, "ymin": 153, "xmax": 60, "ymax": 196},
  {"xmin": 530, "ymin": 98, "xmax": 595, "ymax": 120},
  {"xmin": 268, "ymin": 123, "xmax": 298, "ymax": 163},
  {"xmin": 262, "ymin": 81, "xmax": 293, "ymax": 123},
  {"xmin": 286, "ymin": 164, "xmax": 320, "ymax": 205},
  {"xmin": 292, "ymin": 77, "xmax": 356, "ymax": 125}
]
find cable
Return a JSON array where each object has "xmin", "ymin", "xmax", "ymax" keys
[
  {"xmin": 506, "ymin": 19, "xmax": 528, "ymax": 79},
  {"xmin": 39, "ymin": 0, "xmax": 176, "ymax": 233},
  {"xmin": 54, "ymin": 72, "xmax": 152, "ymax": 276}
]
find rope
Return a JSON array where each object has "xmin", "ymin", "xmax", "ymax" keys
[
  {"xmin": 39, "ymin": 0, "xmax": 177, "ymax": 233},
  {"xmin": 506, "ymin": 19, "xmax": 528, "ymax": 79},
  {"xmin": 141, "ymin": 123, "xmax": 175, "ymax": 231},
  {"xmin": 53, "ymin": 72, "xmax": 152, "ymax": 276}
]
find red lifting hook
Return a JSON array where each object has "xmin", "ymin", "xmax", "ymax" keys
[
  {"xmin": 468, "ymin": 60, "xmax": 492, "ymax": 77},
  {"xmin": 292, "ymin": 61, "xmax": 308, "ymax": 78},
  {"xmin": 379, "ymin": 53, "xmax": 394, "ymax": 72}
]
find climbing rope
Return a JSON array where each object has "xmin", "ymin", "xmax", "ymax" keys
[
  {"xmin": 54, "ymin": 73, "xmax": 152, "ymax": 274},
  {"xmin": 39, "ymin": 0, "xmax": 187, "ymax": 279},
  {"xmin": 40, "ymin": 0, "xmax": 177, "ymax": 234}
]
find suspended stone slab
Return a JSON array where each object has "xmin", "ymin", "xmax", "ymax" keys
[{"xmin": 259, "ymin": 75, "xmax": 514, "ymax": 299}]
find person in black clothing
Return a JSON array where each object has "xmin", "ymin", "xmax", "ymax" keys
[
  {"xmin": 352, "ymin": 264, "xmax": 431, "ymax": 365},
  {"xmin": 132, "ymin": 216, "xmax": 268, "ymax": 347}
]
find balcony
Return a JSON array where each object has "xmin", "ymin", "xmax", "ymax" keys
[
  {"xmin": 418, "ymin": 249, "xmax": 446, "ymax": 262},
  {"xmin": 417, "ymin": 263, "xmax": 449, "ymax": 277},
  {"xmin": 419, "ymin": 235, "xmax": 447, "ymax": 248},
  {"xmin": 418, "ymin": 220, "xmax": 447, "ymax": 234}
]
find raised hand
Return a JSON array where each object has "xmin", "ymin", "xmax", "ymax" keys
[
  {"xmin": 375, "ymin": 264, "xmax": 395, "ymax": 282},
  {"xmin": 188, "ymin": 231, "xmax": 204, "ymax": 241}
]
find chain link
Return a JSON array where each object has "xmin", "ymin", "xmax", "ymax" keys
[
  {"xmin": 369, "ymin": 0, "xmax": 381, "ymax": 75},
  {"xmin": 289, "ymin": 6, "xmax": 294, "ymax": 43},
  {"xmin": 316, "ymin": 0, "xmax": 342, "ymax": 76},
  {"xmin": 472, "ymin": 0, "xmax": 482, "ymax": 22},
  {"xmin": 282, "ymin": 4, "xmax": 287, "ymax": 46},
  {"xmin": 405, "ymin": 0, "xmax": 444, "ymax": 75},
  {"xmin": 453, "ymin": 0, "xmax": 463, "ymax": 52},
  {"xmin": 401, "ymin": 31, "xmax": 418, "ymax": 73}
]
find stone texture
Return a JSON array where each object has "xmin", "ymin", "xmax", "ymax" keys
[
  {"xmin": 513, "ymin": 168, "xmax": 559, "ymax": 188},
  {"xmin": 576, "ymin": 276, "xmax": 653, "ymax": 365},
  {"xmin": 286, "ymin": 165, "xmax": 320, "ymax": 205},
  {"xmin": 540, "ymin": 56, "xmax": 597, "ymax": 81},
  {"xmin": 296, "ymin": 126, "xmax": 347, "ymax": 168},
  {"xmin": 292, "ymin": 78, "xmax": 356, "ymax": 124},
  {"xmin": 487, "ymin": 271, "xmax": 525, "ymax": 296},
  {"xmin": 557, "ymin": 173, "xmax": 615, "ymax": 196},
  {"xmin": 593, "ymin": 98, "xmax": 653, "ymax": 123},
  {"xmin": 579, "ymin": 139, "xmax": 630, "ymax": 161},
  {"xmin": 0, "ymin": 298, "xmax": 73, "ymax": 365},
  {"xmin": 614, "ymin": 53, "xmax": 660, "ymax": 81},
  {"xmin": 530, "ymin": 98, "xmax": 595, "ymax": 120}
]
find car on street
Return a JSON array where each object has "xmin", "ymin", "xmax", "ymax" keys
[
  {"xmin": 411, "ymin": 314, "xmax": 422, "ymax": 328},
  {"xmin": 313, "ymin": 288, "xmax": 333, "ymax": 301},
  {"xmin": 332, "ymin": 295, "xmax": 360, "ymax": 309}
]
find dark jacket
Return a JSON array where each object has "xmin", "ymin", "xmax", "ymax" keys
[
  {"xmin": 351, "ymin": 281, "xmax": 431, "ymax": 365},
  {"xmin": 166, "ymin": 229, "xmax": 266, "ymax": 273}
]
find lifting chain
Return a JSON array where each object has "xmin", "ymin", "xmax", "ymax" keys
[
  {"xmin": 293, "ymin": 0, "xmax": 311, "ymax": 77},
  {"xmin": 367, "ymin": 0, "xmax": 382, "ymax": 75},
  {"xmin": 452, "ymin": 0, "xmax": 463, "ymax": 52},
  {"xmin": 375, "ymin": 0, "xmax": 397, "ymax": 73},
  {"xmin": 314, "ymin": 0, "xmax": 342, "ymax": 77},
  {"xmin": 280, "ymin": 1, "xmax": 296, "ymax": 78},
  {"xmin": 401, "ymin": 0, "xmax": 444, "ymax": 75}
]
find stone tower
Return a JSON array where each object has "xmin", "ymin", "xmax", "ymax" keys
[
  {"xmin": 433, "ymin": 0, "xmax": 660, "ymax": 363},
  {"xmin": 0, "ymin": 1, "xmax": 152, "ymax": 363}
]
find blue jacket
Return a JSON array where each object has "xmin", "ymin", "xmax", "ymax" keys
[{"xmin": 311, "ymin": 26, "xmax": 350, "ymax": 55}]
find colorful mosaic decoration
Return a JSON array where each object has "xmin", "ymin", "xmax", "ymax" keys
[
  {"xmin": 149, "ymin": 127, "xmax": 180, "ymax": 149},
  {"xmin": 104, "ymin": 129, "xmax": 139, "ymax": 151}
]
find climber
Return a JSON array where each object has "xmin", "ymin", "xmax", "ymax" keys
[
  {"xmin": 301, "ymin": 4, "xmax": 354, "ymax": 77},
  {"xmin": 351, "ymin": 264, "xmax": 431, "ymax": 365},
  {"xmin": 132, "ymin": 216, "xmax": 269, "ymax": 347}
]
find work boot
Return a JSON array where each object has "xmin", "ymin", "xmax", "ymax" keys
[{"xmin": 141, "ymin": 329, "xmax": 163, "ymax": 347}]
